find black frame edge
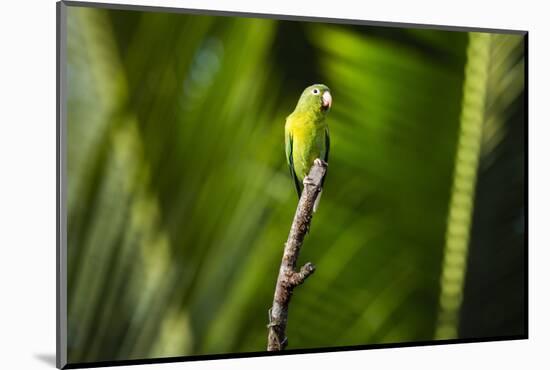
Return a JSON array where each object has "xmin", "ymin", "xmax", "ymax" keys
[{"xmin": 523, "ymin": 31, "xmax": 529, "ymax": 339}]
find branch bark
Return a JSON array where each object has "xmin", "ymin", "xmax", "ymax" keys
[{"xmin": 267, "ymin": 158, "xmax": 327, "ymax": 351}]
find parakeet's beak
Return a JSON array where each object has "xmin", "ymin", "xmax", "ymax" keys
[{"xmin": 321, "ymin": 91, "xmax": 332, "ymax": 111}]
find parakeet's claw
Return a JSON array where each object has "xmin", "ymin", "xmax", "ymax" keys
[
  {"xmin": 314, "ymin": 158, "xmax": 327, "ymax": 167},
  {"xmin": 303, "ymin": 175, "xmax": 316, "ymax": 187}
]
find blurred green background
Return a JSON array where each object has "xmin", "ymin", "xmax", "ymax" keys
[{"xmin": 65, "ymin": 4, "xmax": 526, "ymax": 364}]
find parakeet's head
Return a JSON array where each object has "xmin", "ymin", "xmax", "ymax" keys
[{"xmin": 294, "ymin": 84, "xmax": 332, "ymax": 115}]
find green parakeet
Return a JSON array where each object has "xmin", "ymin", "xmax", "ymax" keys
[{"xmin": 285, "ymin": 84, "xmax": 332, "ymax": 207}]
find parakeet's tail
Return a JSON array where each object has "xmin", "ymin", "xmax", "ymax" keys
[{"xmin": 313, "ymin": 189, "xmax": 323, "ymax": 213}]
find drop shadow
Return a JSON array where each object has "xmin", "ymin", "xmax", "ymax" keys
[{"xmin": 34, "ymin": 353, "xmax": 56, "ymax": 367}]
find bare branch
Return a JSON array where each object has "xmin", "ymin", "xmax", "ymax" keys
[{"xmin": 267, "ymin": 159, "xmax": 327, "ymax": 351}]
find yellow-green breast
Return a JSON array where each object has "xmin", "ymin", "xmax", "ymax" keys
[{"xmin": 286, "ymin": 112, "xmax": 328, "ymax": 181}]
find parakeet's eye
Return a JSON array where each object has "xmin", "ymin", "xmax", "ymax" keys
[{"xmin": 312, "ymin": 88, "xmax": 320, "ymax": 95}]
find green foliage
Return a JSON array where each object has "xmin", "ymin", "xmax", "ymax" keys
[{"xmin": 65, "ymin": 5, "xmax": 525, "ymax": 364}]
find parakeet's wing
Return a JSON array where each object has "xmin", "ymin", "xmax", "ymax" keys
[{"xmin": 285, "ymin": 129, "xmax": 302, "ymax": 198}]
